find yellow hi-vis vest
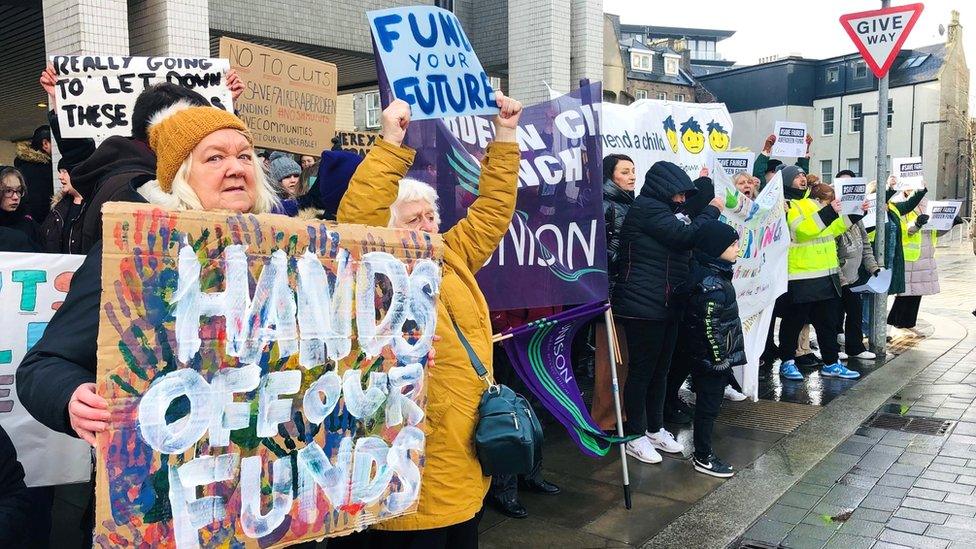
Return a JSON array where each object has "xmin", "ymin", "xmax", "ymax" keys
[
  {"xmin": 786, "ymin": 197, "xmax": 851, "ymax": 280},
  {"xmin": 902, "ymin": 211, "xmax": 938, "ymax": 262}
]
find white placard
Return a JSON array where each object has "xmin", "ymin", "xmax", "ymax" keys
[
  {"xmin": 771, "ymin": 121, "xmax": 807, "ymax": 158},
  {"xmin": 892, "ymin": 156, "xmax": 924, "ymax": 190},
  {"xmin": 0, "ymin": 252, "xmax": 91, "ymax": 486},
  {"xmin": 834, "ymin": 177, "xmax": 867, "ymax": 215},
  {"xmin": 716, "ymin": 151, "xmax": 756, "ymax": 176},
  {"xmin": 51, "ymin": 55, "xmax": 233, "ymax": 139},
  {"xmin": 924, "ymin": 200, "xmax": 962, "ymax": 231},
  {"xmin": 863, "ymin": 194, "xmax": 878, "ymax": 229},
  {"xmin": 851, "ymin": 268, "xmax": 892, "ymax": 294}
]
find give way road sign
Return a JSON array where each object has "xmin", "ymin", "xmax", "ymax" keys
[{"xmin": 840, "ymin": 3, "xmax": 925, "ymax": 78}]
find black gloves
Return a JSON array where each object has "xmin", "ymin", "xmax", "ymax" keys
[{"xmin": 915, "ymin": 214, "xmax": 930, "ymax": 228}]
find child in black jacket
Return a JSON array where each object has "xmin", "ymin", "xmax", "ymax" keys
[{"xmin": 686, "ymin": 220, "xmax": 747, "ymax": 478}]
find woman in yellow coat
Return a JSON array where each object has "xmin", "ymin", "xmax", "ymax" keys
[{"xmin": 336, "ymin": 93, "xmax": 523, "ymax": 547}]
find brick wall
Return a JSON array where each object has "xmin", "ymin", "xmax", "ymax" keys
[
  {"xmin": 129, "ymin": 0, "xmax": 210, "ymax": 57},
  {"xmin": 508, "ymin": 0, "xmax": 571, "ymax": 105}
]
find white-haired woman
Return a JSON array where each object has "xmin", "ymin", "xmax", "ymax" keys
[
  {"xmin": 19, "ymin": 103, "xmax": 277, "ymax": 445},
  {"xmin": 335, "ymin": 93, "xmax": 522, "ymax": 547}
]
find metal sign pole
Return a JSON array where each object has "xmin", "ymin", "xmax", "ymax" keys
[{"xmin": 870, "ymin": 0, "xmax": 891, "ymax": 355}]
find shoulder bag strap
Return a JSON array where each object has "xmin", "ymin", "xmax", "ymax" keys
[{"xmin": 451, "ymin": 320, "xmax": 494, "ymax": 387}]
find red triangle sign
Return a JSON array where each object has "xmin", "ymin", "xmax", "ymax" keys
[{"xmin": 840, "ymin": 3, "xmax": 925, "ymax": 78}]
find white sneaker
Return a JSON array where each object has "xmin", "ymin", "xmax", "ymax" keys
[
  {"xmin": 838, "ymin": 351, "xmax": 849, "ymax": 360},
  {"xmin": 625, "ymin": 437, "xmax": 662, "ymax": 464},
  {"xmin": 852, "ymin": 350, "xmax": 877, "ymax": 360},
  {"xmin": 837, "ymin": 333, "xmax": 846, "ymax": 345},
  {"xmin": 646, "ymin": 428, "xmax": 685, "ymax": 454},
  {"xmin": 723, "ymin": 385, "xmax": 748, "ymax": 402}
]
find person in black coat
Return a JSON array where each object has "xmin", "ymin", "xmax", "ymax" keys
[
  {"xmin": 0, "ymin": 425, "xmax": 30, "ymax": 546},
  {"xmin": 602, "ymin": 154, "xmax": 636, "ymax": 294},
  {"xmin": 684, "ymin": 221, "xmax": 746, "ymax": 478},
  {"xmin": 0, "ymin": 167, "xmax": 43, "ymax": 251},
  {"xmin": 13, "ymin": 126, "xmax": 53, "ymax": 224},
  {"xmin": 611, "ymin": 161, "xmax": 723, "ymax": 464}
]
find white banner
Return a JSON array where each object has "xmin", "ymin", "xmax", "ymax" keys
[
  {"xmin": 712, "ymin": 167, "xmax": 790, "ymax": 400},
  {"xmin": 51, "ymin": 55, "xmax": 233, "ymax": 139},
  {"xmin": 834, "ymin": 177, "xmax": 868, "ymax": 215},
  {"xmin": 893, "ymin": 156, "xmax": 924, "ymax": 190},
  {"xmin": 0, "ymin": 253, "xmax": 91, "ymax": 486},
  {"xmin": 601, "ymin": 99, "xmax": 734, "ymax": 193},
  {"xmin": 771, "ymin": 121, "xmax": 807, "ymax": 158},
  {"xmin": 716, "ymin": 151, "xmax": 756, "ymax": 177},
  {"xmin": 925, "ymin": 200, "xmax": 962, "ymax": 231}
]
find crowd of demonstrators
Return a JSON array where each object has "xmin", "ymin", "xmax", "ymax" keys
[{"xmin": 753, "ymin": 133, "xmax": 812, "ymax": 188}]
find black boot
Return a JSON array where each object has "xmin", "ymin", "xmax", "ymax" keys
[
  {"xmin": 489, "ymin": 495, "xmax": 528, "ymax": 519},
  {"xmin": 518, "ymin": 477, "xmax": 561, "ymax": 495}
]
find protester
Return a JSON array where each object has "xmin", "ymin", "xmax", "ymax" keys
[
  {"xmin": 869, "ymin": 176, "xmax": 928, "ymax": 297},
  {"xmin": 0, "ymin": 425, "xmax": 30, "ymax": 546},
  {"xmin": 488, "ymin": 308, "xmax": 562, "ymax": 519},
  {"xmin": 40, "ymin": 165, "xmax": 86, "ymax": 254},
  {"xmin": 268, "ymin": 152, "xmax": 303, "ymax": 216},
  {"xmin": 17, "ymin": 105, "xmax": 278, "ymax": 547},
  {"xmin": 685, "ymin": 220, "xmax": 745, "ymax": 478},
  {"xmin": 334, "ymin": 93, "xmax": 522, "ymax": 547},
  {"xmin": 592, "ymin": 154, "xmax": 636, "ymax": 430},
  {"xmin": 612, "ymin": 161, "xmax": 723, "ymax": 464},
  {"xmin": 13, "ymin": 126, "xmax": 54, "ymax": 224},
  {"xmin": 779, "ymin": 169, "xmax": 863, "ymax": 381},
  {"xmin": 887, "ymin": 197, "xmax": 960, "ymax": 330},
  {"xmin": 732, "ymin": 171, "xmax": 756, "ymax": 199},
  {"xmin": 300, "ymin": 154, "xmax": 316, "ymax": 170},
  {"xmin": 753, "ymin": 134, "xmax": 812, "ymax": 187},
  {"xmin": 835, "ymin": 171, "xmax": 879, "ymax": 360},
  {"xmin": 0, "ymin": 167, "xmax": 43, "ymax": 251},
  {"xmin": 296, "ymin": 149, "xmax": 363, "ymax": 220}
]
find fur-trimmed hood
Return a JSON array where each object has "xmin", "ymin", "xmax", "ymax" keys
[
  {"xmin": 135, "ymin": 179, "xmax": 182, "ymax": 210},
  {"xmin": 15, "ymin": 141, "xmax": 51, "ymax": 165}
]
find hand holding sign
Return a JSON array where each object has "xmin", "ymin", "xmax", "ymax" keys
[
  {"xmin": 40, "ymin": 64, "xmax": 58, "ymax": 106},
  {"xmin": 68, "ymin": 382, "xmax": 108, "ymax": 446}
]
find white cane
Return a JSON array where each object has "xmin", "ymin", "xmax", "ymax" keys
[{"xmin": 604, "ymin": 306, "xmax": 631, "ymax": 509}]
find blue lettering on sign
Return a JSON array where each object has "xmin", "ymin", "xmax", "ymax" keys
[{"xmin": 368, "ymin": 6, "xmax": 498, "ymax": 121}]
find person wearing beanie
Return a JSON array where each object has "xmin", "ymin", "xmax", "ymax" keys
[
  {"xmin": 682, "ymin": 220, "xmax": 745, "ymax": 477},
  {"xmin": 778, "ymin": 172, "xmax": 866, "ymax": 382},
  {"xmin": 752, "ymin": 133, "xmax": 812, "ymax": 189},
  {"xmin": 298, "ymin": 149, "xmax": 364, "ymax": 220},
  {"xmin": 270, "ymin": 154, "xmax": 303, "ymax": 199},
  {"xmin": 612, "ymin": 161, "xmax": 724, "ymax": 465}
]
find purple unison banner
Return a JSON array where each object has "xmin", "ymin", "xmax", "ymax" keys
[{"xmin": 400, "ymin": 82, "xmax": 608, "ymax": 310}]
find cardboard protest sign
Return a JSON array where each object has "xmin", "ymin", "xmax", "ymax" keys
[
  {"xmin": 51, "ymin": 56, "xmax": 232, "ymax": 139},
  {"xmin": 834, "ymin": 177, "xmax": 867, "ymax": 215},
  {"xmin": 771, "ymin": 121, "xmax": 808, "ymax": 158},
  {"xmin": 336, "ymin": 131, "xmax": 380, "ymax": 157},
  {"xmin": 368, "ymin": 6, "xmax": 498, "ymax": 121},
  {"xmin": 716, "ymin": 151, "xmax": 755, "ymax": 176},
  {"xmin": 93, "ymin": 203, "xmax": 442, "ymax": 547},
  {"xmin": 893, "ymin": 156, "xmax": 924, "ymax": 190},
  {"xmin": 220, "ymin": 38, "xmax": 338, "ymax": 157},
  {"xmin": 0, "ymin": 253, "xmax": 92, "ymax": 487},
  {"xmin": 924, "ymin": 200, "xmax": 962, "ymax": 231},
  {"xmin": 602, "ymin": 98, "xmax": 734, "ymax": 192},
  {"xmin": 712, "ymin": 168, "xmax": 789, "ymax": 400}
]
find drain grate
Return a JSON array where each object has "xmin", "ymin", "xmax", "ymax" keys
[
  {"xmin": 864, "ymin": 413, "xmax": 955, "ymax": 436},
  {"xmin": 736, "ymin": 541, "xmax": 778, "ymax": 549},
  {"xmin": 716, "ymin": 399, "xmax": 822, "ymax": 435}
]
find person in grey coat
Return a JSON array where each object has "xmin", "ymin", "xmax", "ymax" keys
[{"xmin": 836, "ymin": 170, "xmax": 880, "ymax": 360}]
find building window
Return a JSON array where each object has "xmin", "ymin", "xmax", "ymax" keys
[
  {"xmin": 631, "ymin": 52, "xmax": 652, "ymax": 72},
  {"xmin": 854, "ymin": 61, "xmax": 867, "ymax": 78},
  {"xmin": 849, "ymin": 103, "xmax": 862, "ymax": 133},
  {"xmin": 826, "ymin": 67, "xmax": 839, "ymax": 83},
  {"xmin": 674, "ymin": 93, "xmax": 686, "ymax": 102},
  {"xmin": 635, "ymin": 89, "xmax": 648, "ymax": 100},
  {"xmin": 887, "ymin": 98, "xmax": 893, "ymax": 129},
  {"xmin": 821, "ymin": 160, "xmax": 833, "ymax": 183},
  {"xmin": 489, "ymin": 76, "xmax": 502, "ymax": 93},
  {"xmin": 664, "ymin": 57, "xmax": 679, "ymax": 76},
  {"xmin": 847, "ymin": 158, "xmax": 861, "ymax": 176},
  {"xmin": 822, "ymin": 107, "xmax": 835, "ymax": 136},
  {"xmin": 365, "ymin": 91, "xmax": 381, "ymax": 129},
  {"xmin": 657, "ymin": 92, "xmax": 667, "ymax": 101}
]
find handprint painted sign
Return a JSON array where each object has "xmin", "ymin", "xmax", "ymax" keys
[{"xmin": 93, "ymin": 203, "xmax": 443, "ymax": 547}]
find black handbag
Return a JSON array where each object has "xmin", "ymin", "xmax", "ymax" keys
[{"xmin": 452, "ymin": 321, "xmax": 543, "ymax": 476}]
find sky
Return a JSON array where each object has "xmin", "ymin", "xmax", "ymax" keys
[{"xmin": 604, "ymin": 0, "xmax": 974, "ymax": 67}]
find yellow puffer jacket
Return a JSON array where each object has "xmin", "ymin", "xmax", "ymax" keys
[{"xmin": 337, "ymin": 137, "xmax": 519, "ymax": 530}]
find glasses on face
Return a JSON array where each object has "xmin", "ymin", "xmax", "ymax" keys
[{"xmin": 2, "ymin": 187, "xmax": 24, "ymax": 197}]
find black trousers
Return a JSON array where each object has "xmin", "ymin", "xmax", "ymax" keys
[
  {"xmin": 888, "ymin": 295, "xmax": 922, "ymax": 328},
  {"xmin": 665, "ymin": 346, "xmax": 692, "ymax": 410},
  {"xmin": 779, "ymin": 297, "xmax": 843, "ymax": 365},
  {"xmin": 691, "ymin": 369, "xmax": 728, "ymax": 460},
  {"xmin": 489, "ymin": 461, "xmax": 544, "ymax": 501},
  {"xmin": 328, "ymin": 511, "xmax": 483, "ymax": 549},
  {"xmin": 841, "ymin": 286, "xmax": 868, "ymax": 355},
  {"xmin": 620, "ymin": 318, "xmax": 679, "ymax": 435}
]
